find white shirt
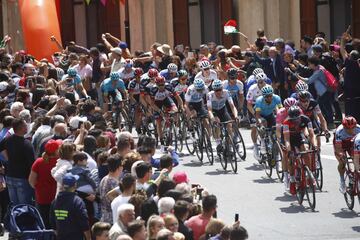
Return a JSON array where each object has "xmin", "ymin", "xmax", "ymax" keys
[
  {"xmin": 111, "ymin": 195, "xmax": 131, "ymax": 224},
  {"xmin": 195, "ymin": 70, "xmax": 218, "ymax": 87}
]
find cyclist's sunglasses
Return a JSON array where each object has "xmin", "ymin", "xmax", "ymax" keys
[
  {"xmin": 265, "ymin": 94, "xmax": 272, "ymax": 98},
  {"xmin": 203, "ymin": 68, "xmax": 210, "ymax": 71},
  {"xmin": 257, "ymin": 80, "xmax": 265, "ymax": 84}
]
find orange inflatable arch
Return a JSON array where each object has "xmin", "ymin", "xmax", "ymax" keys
[{"xmin": 18, "ymin": 0, "xmax": 62, "ymax": 61}]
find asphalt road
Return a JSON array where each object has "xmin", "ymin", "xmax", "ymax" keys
[{"xmin": 175, "ymin": 128, "xmax": 360, "ymax": 240}]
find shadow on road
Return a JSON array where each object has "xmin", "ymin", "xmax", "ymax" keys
[
  {"xmin": 279, "ymin": 203, "xmax": 315, "ymax": 214},
  {"xmin": 205, "ymin": 169, "xmax": 233, "ymax": 175},
  {"xmin": 275, "ymin": 193, "xmax": 294, "ymax": 202},
  {"xmin": 253, "ymin": 177, "xmax": 277, "ymax": 184},
  {"xmin": 244, "ymin": 164, "xmax": 263, "ymax": 171},
  {"xmin": 332, "ymin": 209, "xmax": 359, "ymax": 219},
  {"xmin": 182, "ymin": 161, "xmax": 204, "ymax": 167},
  {"xmin": 351, "ymin": 226, "xmax": 360, "ymax": 232}
]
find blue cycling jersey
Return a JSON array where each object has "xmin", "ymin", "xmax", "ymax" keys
[
  {"xmin": 255, "ymin": 94, "xmax": 282, "ymax": 116},
  {"xmin": 101, "ymin": 78, "xmax": 126, "ymax": 94},
  {"xmin": 223, "ymin": 80, "xmax": 244, "ymax": 98}
]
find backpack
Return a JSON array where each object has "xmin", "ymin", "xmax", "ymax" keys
[{"xmin": 319, "ymin": 65, "xmax": 338, "ymax": 92}]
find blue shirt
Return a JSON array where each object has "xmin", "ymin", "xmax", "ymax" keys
[
  {"xmin": 62, "ymin": 74, "xmax": 81, "ymax": 87},
  {"xmin": 100, "ymin": 78, "xmax": 126, "ymax": 94},
  {"xmin": 255, "ymin": 94, "xmax": 282, "ymax": 116},
  {"xmin": 306, "ymin": 69, "xmax": 327, "ymax": 97}
]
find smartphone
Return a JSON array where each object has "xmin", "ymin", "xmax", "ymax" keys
[{"xmin": 235, "ymin": 213, "xmax": 239, "ymax": 222}]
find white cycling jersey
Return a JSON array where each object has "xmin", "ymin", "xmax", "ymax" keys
[
  {"xmin": 185, "ymin": 85, "xmax": 209, "ymax": 103},
  {"xmin": 207, "ymin": 89, "xmax": 233, "ymax": 110},
  {"xmin": 246, "ymin": 84, "xmax": 270, "ymax": 104},
  {"xmin": 195, "ymin": 70, "xmax": 218, "ymax": 87}
]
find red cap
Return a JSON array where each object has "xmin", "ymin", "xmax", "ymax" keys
[
  {"xmin": 172, "ymin": 171, "xmax": 189, "ymax": 184},
  {"xmin": 45, "ymin": 139, "xmax": 62, "ymax": 154}
]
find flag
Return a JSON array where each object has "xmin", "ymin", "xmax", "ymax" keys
[
  {"xmin": 100, "ymin": 0, "xmax": 107, "ymax": 6},
  {"xmin": 224, "ymin": 19, "xmax": 239, "ymax": 35}
]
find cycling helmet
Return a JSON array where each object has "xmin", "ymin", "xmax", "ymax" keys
[
  {"xmin": 124, "ymin": 59, "xmax": 133, "ymax": 68},
  {"xmin": 261, "ymin": 85, "xmax": 273, "ymax": 96},
  {"xmin": 298, "ymin": 90, "xmax": 311, "ymax": 100},
  {"xmin": 155, "ymin": 76, "xmax": 165, "ymax": 85},
  {"xmin": 200, "ymin": 60, "xmax": 211, "ymax": 69},
  {"xmin": 283, "ymin": 97, "xmax": 298, "ymax": 109},
  {"xmin": 67, "ymin": 68, "xmax": 77, "ymax": 77},
  {"xmin": 252, "ymin": 68, "xmax": 264, "ymax": 76},
  {"xmin": 134, "ymin": 68, "xmax": 144, "ymax": 77},
  {"xmin": 193, "ymin": 78, "xmax": 205, "ymax": 90},
  {"xmin": 342, "ymin": 116, "xmax": 357, "ymax": 129},
  {"xmin": 110, "ymin": 72, "xmax": 120, "ymax": 81},
  {"xmin": 56, "ymin": 67, "xmax": 64, "ymax": 80},
  {"xmin": 148, "ymin": 69, "xmax": 159, "ymax": 78},
  {"xmin": 178, "ymin": 69, "xmax": 188, "ymax": 77},
  {"xmin": 255, "ymin": 72, "xmax": 267, "ymax": 82},
  {"xmin": 288, "ymin": 106, "xmax": 301, "ymax": 120},
  {"xmin": 212, "ymin": 79, "xmax": 223, "ymax": 90},
  {"xmin": 295, "ymin": 80, "xmax": 308, "ymax": 92},
  {"xmin": 227, "ymin": 68, "xmax": 238, "ymax": 79},
  {"xmin": 167, "ymin": 63, "xmax": 178, "ymax": 73}
]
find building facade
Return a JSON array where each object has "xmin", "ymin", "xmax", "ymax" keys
[{"xmin": 1, "ymin": 0, "xmax": 360, "ymax": 53}]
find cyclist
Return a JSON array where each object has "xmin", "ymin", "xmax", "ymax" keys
[
  {"xmin": 170, "ymin": 69, "xmax": 189, "ymax": 110},
  {"xmin": 333, "ymin": 116, "xmax": 360, "ymax": 193},
  {"xmin": 223, "ymin": 68, "xmax": 244, "ymax": 117},
  {"xmin": 276, "ymin": 97, "xmax": 298, "ymax": 189},
  {"xmin": 160, "ymin": 63, "xmax": 178, "ymax": 82},
  {"xmin": 207, "ymin": 79, "xmax": 238, "ymax": 151},
  {"xmin": 246, "ymin": 72, "xmax": 270, "ymax": 158},
  {"xmin": 297, "ymin": 90, "xmax": 329, "ymax": 149},
  {"xmin": 118, "ymin": 59, "xmax": 135, "ymax": 88},
  {"xmin": 149, "ymin": 76, "xmax": 183, "ymax": 151},
  {"xmin": 245, "ymin": 68, "xmax": 272, "ymax": 92},
  {"xmin": 128, "ymin": 68, "xmax": 144, "ymax": 133},
  {"xmin": 282, "ymin": 106, "xmax": 316, "ymax": 195},
  {"xmin": 290, "ymin": 80, "xmax": 312, "ymax": 100},
  {"xmin": 58, "ymin": 68, "xmax": 89, "ymax": 101},
  {"xmin": 184, "ymin": 78, "xmax": 211, "ymax": 135},
  {"xmin": 254, "ymin": 85, "xmax": 282, "ymax": 162},
  {"xmin": 101, "ymin": 72, "xmax": 128, "ymax": 114},
  {"xmin": 194, "ymin": 60, "xmax": 218, "ymax": 89},
  {"xmin": 353, "ymin": 132, "xmax": 360, "ymax": 173},
  {"xmin": 140, "ymin": 68, "xmax": 159, "ymax": 107}
]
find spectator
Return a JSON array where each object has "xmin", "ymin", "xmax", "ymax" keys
[
  {"xmin": 128, "ymin": 220, "xmax": 147, "ymax": 240},
  {"xmin": 174, "ymin": 200, "xmax": 193, "ymax": 240},
  {"xmin": 163, "ymin": 214, "xmax": 179, "ymax": 233},
  {"xmin": 202, "ymin": 219, "xmax": 225, "ymax": 240},
  {"xmin": 147, "ymin": 215, "xmax": 165, "ymax": 240},
  {"xmin": 50, "ymin": 173, "xmax": 91, "ymax": 240},
  {"xmin": 117, "ymin": 131, "xmax": 135, "ymax": 157},
  {"xmin": 186, "ymin": 194, "xmax": 217, "ymax": 240},
  {"xmin": 91, "ymin": 222, "xmax": 112, "ymax": 240},
  {"xmin": 0, "ymin": 118, "xmax": 35, "ymax": 205},
  {"xmin": 158, "ymin": 197, "xmax": 175, "ymax": 216},
  {"xmin": 28, "ymin": 139, "xmax": 62, "ymax": 228},
  {"xmin": 229, "ymin": 225, "xmax": 248, "ymax": 240},
  {"xmin": 109, "ymin": 203, "xmax": 136, "ymax": 240},
  {"xmin": 156, "ymin": 228, "xmax": 175, "ymax": 240}
]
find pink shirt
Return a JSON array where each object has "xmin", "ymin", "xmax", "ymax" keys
[
  {"xmin": 276, "ymin": 107, "xmax": 288, "ymax": 125},
  {"xmin": 74, "ymin": 64, "xmax": 93, "ymax": 80},
  {"xmin": 185, "ymin": 215, "xmax": 211, "ymax": 240}
]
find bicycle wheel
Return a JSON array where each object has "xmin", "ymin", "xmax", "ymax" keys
[
  {"xmin": 263, "ymin": 157, "xmax": 272, "ymax": 178},
  {"xmin": 274, "ymin": 141, "xmax": 284, "ymax": 182},
  {"xmin": 228, "ymin": 137, "xmax": 238, "ymax": 173},
  {"xmin": 295, "ymin": 164, "xmax": 305, "ymax": 205},
  {"xmin": 344, "ymin": 171, "xmax": 355, "ymax": 210},
  {"xmin": 203, "ymin": 128, "xmax": 214, "ymax": 165},
  {"xmin": 185, "ymin": 121, "xmax": 196, "ymax": 155},
  {"xmin": 232, "ymin": 126, "xmax": 246, "ymax": 160},
  {"xmin": 314, "ymin": 152, "xmax": 323, "ymax": 191},
  {"xmin": 194, "ymin": 126, "xmax": 203, "ymax": 163},
  {"xmin": 177, "ymin": 115, "xmax": 186, "ymax": 153},
  {"xmin": 218, "ymin": 139, "xmax": 227, "ymax": 171},
  {"xmin": 305, "ymin": 166, "xmax": 316, "ymax": 211},
  {"xmin": 171, "ymin": 123, "xmax": 178, "ymax": 151}
]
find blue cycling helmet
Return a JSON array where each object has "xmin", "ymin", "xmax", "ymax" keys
[
  {"xmin": 67, "ymin": 68, "xmax": 77, "ymax": 77},
  {"xmin": 178, "ymin": 69, "xmax": 188, "ymax": 77},
  {"xmin": 110, "ymin": 72, "xmax": 120, "ymax": 81},
  {"xmin": 261, "ymin": 85, "xmax": 273, "ymax": 96},
  {"xmin": 194, "ymin": 78, "xmax": 205, "ymax": 90},
  {"xmin": 212, "ymin": 79, "xmax": 223, "ymax": 90}
]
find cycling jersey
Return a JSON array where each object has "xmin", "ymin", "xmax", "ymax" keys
[
  {"xmin": 353, "ymin": 133, "xmax": 360, "ymax": 155},
  {"xmin": 100, "ymin": 78, "xmax": 126, "ymax": 94},
  {"xmin": 246, "ymin": 84, "xmax": 270, "ymax": 105},
  {"xmin": 255, "ymin": 94, "xmax": 282, "ymax": 117},
  {"xmin": 298, "ymin": 99, "xmax": 321, "ymax": 121},
  {"xmin": 150, "ymin": 84, "xmax": 176, "ymax": 102},
  {"xmin": 290, "ymin": 92, "xmax": 314, "ymax": 100},
  {"xmin": 207, "ymin": 90, "xmax": 233, "ymax": 110},
  {"xmin": 170, "ymin": 78, "xmax": 188, "ymax": 96},
  {"xmin": 283, "ymin": 115, "xmax": 313, "ymax": 136},
  {"xmin": 194, "ymin": 70, "xmax": 218, "ymax": 87},
  {"xmin": 139, "ymin": 78, "xmax": 155, "ymax": 95},
  {"xmin": 223, "ymin": 80, "xmax": 244, "ymax": 98},
  {"xmin": 334, "ymin": 124, "xmax": 360, "ymax": 152},
  {"xmin": 160, "ymin": 69, "xmax": 178, "ymax": 82},
  {"xmin": 185, "ymin": 85, "xmax": 209, "ymax": 103},
  {"xmin": 118, "ymin": 67, "xmax": 135, "ymax": 86},
  {"xmin": 245, "ymin": 75, "xmax": 272, "ymax": 92},
  {"xmin": 61, "ymin": 74, "xmax": 82, "ymax": 87},
  {"xmin": 128, "ymin": 79, "xmax": 141, "ymax": 95},
  {"xmin": 276, "ymin": 108, "xmax": 288, "ymax": 125}
]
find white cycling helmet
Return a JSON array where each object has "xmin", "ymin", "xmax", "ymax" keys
[
  {"xmin": 255, "ymin": 72, "xmax": 267, "ymax": 82},
  {"xmin": 167, "ymin": 63, "xmax": 178, "ymax": 73},
  {"xmin": 200, "ymin": 60, "xmax": 211, "ymax": 70},
  {"xmin": 295, "ymin": 80, "xmax": 308, "ymax": 92},
  {"xmin": 252, "ymin": 68, "xmax": 264, "ymax": 76}
]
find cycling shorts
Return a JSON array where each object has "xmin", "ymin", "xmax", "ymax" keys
[
  {"xmin": 189, "ymin": 101, "xmax": 208, "ymax": 118},
  {"xmin": 213, "ymin": 106, "xmax": 232, "ymax": 123}
]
